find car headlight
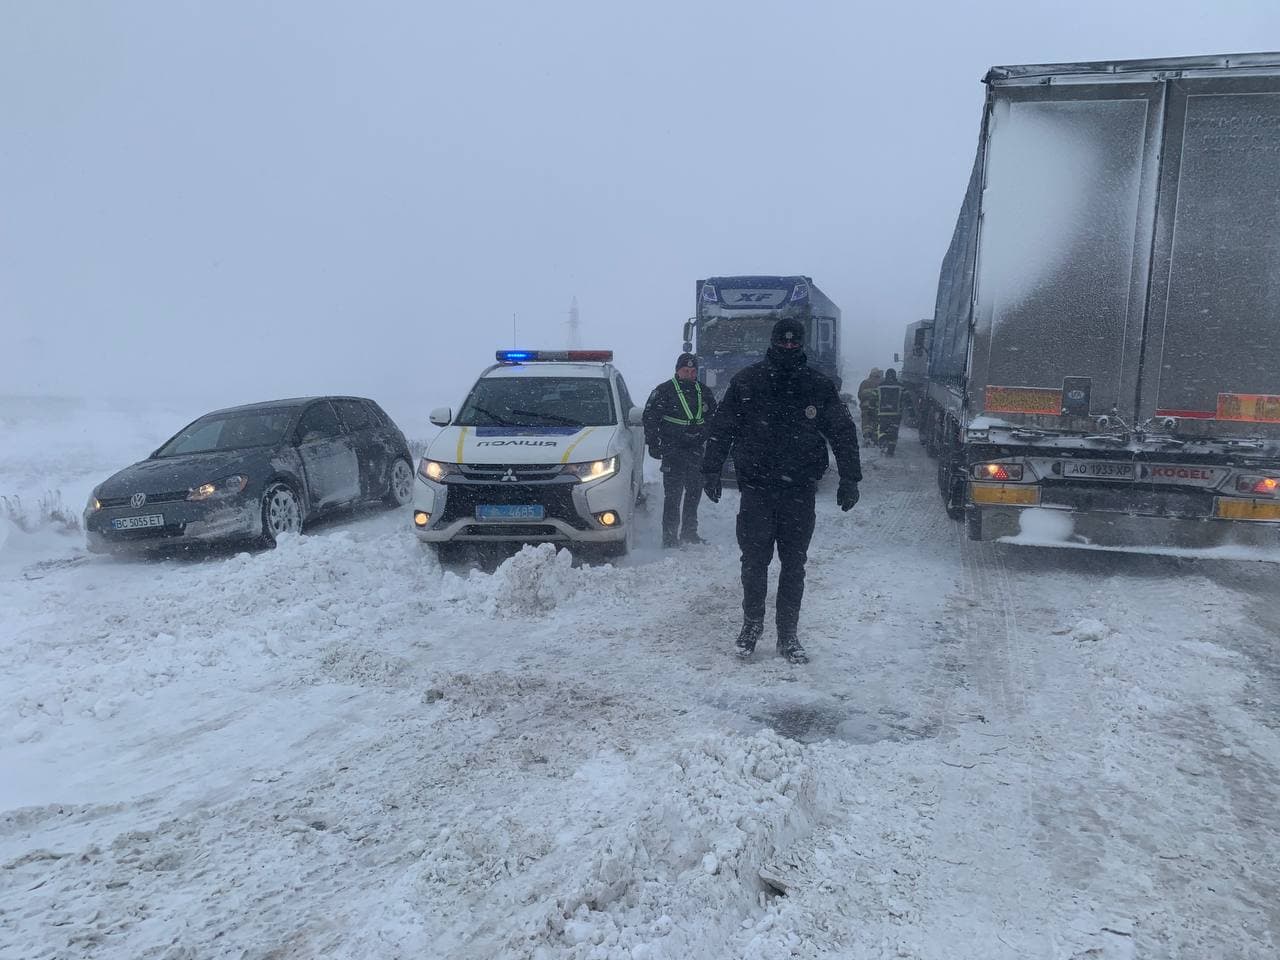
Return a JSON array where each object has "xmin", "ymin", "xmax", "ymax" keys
[
  {"xmin": 87, "ymin": 491, "xmax": 102, "ymax": 512},
  {"xmin": 564, "ymin": 456, "xmax": 618, "ymax": 482},
  {"xmin": 419, "ymin": 459, "xmax": 457, "ymax": 482},
  {"xmin": 188, "ymin": 475, "xmax": 249, "ymax": 501}
]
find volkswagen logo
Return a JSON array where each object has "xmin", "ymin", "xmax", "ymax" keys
[
  {"xmin": 500, "ymin": 469, "xmax": 519, "ymax": 482},
  {"xmin": 131, "ymin": 492, "xmax": 147, "ymax": 508}
]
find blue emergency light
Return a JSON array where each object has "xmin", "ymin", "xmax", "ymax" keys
[{"xmin": 496, "ymin": 350, "xmax": 614, "ymax": 363}]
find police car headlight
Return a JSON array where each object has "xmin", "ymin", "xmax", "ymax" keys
[
  {"xmin": 419, "ymin": 459, "xmax": 457, "ymax": 482},
  {"xmin": 564, "ymin": 456, "xmax": 618, "ymax": 482}
]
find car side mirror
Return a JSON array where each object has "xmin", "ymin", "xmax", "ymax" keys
[
  {"xmin": 626, "ymin": 406, "xmax": 643, "ymax": 427},
  {"xmin": 429, "ymin": 406, "xmax": 452, "ymax": 427}
]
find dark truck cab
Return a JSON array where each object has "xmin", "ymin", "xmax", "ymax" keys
[{"xmin": 919, "ymin": 53, "xmax": 1280, "ymax": 546}]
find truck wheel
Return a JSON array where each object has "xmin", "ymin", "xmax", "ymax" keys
[{"xmin": 938, "ymin": 449, "xmax": 965, "ymax": 521}]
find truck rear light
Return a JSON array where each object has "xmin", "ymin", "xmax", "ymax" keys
[
  {"xmin": 969, "ymin": 482, "xmax": 1040, "ymax": 506},
  {"xmin": 973, "ymin": 462, "xmax": 1024, "ymax": 482},
  {"xmin": 1235, "ymin": 475, "xmax": 1279, "ymax": 496},
  {"xmin": 1215, "ymin": 498, "xmax": 1280, "ymax": 522}
]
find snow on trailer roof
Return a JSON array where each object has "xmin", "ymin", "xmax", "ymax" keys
[{"xmin": 986, "ymin": 51, "xmax": 1280, "ymax": 85}]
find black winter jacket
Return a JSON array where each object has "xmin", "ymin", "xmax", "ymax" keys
[
  {"xmin": 703, "ymin": 352, "xmax": 861, "ymax": 488},
  {"xmin": 643, "ymin": 377, "xmax": 717, "ymax": 463}
]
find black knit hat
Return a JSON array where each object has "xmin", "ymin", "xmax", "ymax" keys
[
  {"xmin": 675, "ymin": 352, "xmax": 698, "ymax": 370},
  {"xmin": 771, "ymin": 317, "xmax": 805, "ymax": 346}
]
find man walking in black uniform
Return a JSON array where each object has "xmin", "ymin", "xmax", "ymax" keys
[
  {"xmin": 702, "ymin": 318, "xmax": 861, "ymax": 663},
  {"xmin": 643, "ymin": 353, "xmax": 718, "ymax": 547}
]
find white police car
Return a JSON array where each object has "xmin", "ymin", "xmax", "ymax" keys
[{"xmin": 413, "ymin": 350, "xmax": 646, "ymax": 557}]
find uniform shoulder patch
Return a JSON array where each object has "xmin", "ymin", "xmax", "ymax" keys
[{"xmin": 805, "ymin": 405, "xmax": 817, "ymax": 419}]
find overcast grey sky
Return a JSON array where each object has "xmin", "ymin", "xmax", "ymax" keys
[{"xmin": 3, "ymin": 0, "xmax": 1278, "ymax": 423}]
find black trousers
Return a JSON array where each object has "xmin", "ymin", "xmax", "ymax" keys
[
  {"xmin": 661, "ymin": 456, "xmax": 704, "ymax": 541},
  {"xmin": 736, "ymin": 484, "xmax": 817, "ymax": 637}
]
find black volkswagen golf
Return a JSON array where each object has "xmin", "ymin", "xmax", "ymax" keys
[{"xmin": 84, "ymin": 397, "xmax": 415, "ymax": 553}]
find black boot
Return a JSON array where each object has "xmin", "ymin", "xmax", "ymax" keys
[
  {"xmin": 777, "ymin": 633, "xmax": 809, "ymax": 664},
  {"xmin": 680, "ymin": 531, "xmax": 708, "ymax": 545},
  {"xmin": 662, "ymin": 532, "xmax": 679, "ymax": 548},
  {"xmin": 735, "ymin": 620, "xmax": 763, "ymax": 658}
]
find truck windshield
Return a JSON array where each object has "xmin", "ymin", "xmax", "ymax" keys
[
  {"xmin": 457, "ymin": 377, "xmax": 616, "ymax": 427},
  {"xmin": 698, "ymin": 316, "xmax": 779, "ymax": 354}
]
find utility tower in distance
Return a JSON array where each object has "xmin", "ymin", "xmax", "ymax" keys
[{"xmin": 565, "ymin": 297, "xmax": 581, "ymax": 349}]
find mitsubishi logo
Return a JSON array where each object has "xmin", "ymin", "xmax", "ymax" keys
[
  {"xmin": 131, "ymin": 492, "xmax": 147, "ymax": 508},
  {"xmin": 499, "ymin": 469, "xmax": 518, "ymax": 482}
]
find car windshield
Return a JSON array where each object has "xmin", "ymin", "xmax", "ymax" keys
[
  {"xmin": 155, "ymin": 409, "xmax": 293, "ymax": 457},
  {"xmin": 456, "ymin": 376, "xmax": 615, "ymax": 427}
]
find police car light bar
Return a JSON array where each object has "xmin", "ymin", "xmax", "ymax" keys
[{"xmin": 495, "ymin": 350, "xmax": 614, "ymax": 363}]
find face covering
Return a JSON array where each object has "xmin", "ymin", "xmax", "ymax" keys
[{"xmin": 767, "ymin": 344, "xmax": 806, "ymax": 372}]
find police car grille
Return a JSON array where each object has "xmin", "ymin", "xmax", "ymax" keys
[
  {"xmin": 459, "ymin": 463, "xmax": 563, "ymax": 482},
  {"xmin": 441, "ymin": 483, "xmax": 590, "ymax": 529}
]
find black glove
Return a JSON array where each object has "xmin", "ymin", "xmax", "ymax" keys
[
  {"xmin": 837, "ymin": 479, "xmax": 860, "ymax": 511},
  {"xmin": 703, "ymin": 474, "xmax": 722, "ymax": 503},
  {"xmin": 647, "ymin": 444, "xmax": 663, "ymax": 461}
]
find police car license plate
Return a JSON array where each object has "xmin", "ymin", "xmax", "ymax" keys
[
  {"xmin": 112, "ymin": 514, "xmax": 165, "ymax": 530},
  {"xmin": 1060, "ymin": 461, "xmax": 1134, "ymax": 481},
  {"xmin": 475, "ymin": 504, "xmax": 545, "ymax": 521}
]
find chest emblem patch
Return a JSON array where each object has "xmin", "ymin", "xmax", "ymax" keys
[{"xmin": 804, "ymin": 405, "xmax": 817, "ymax": 419}]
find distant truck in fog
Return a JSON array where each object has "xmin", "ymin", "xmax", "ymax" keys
[
  {"xmin": 897, "ymin": 319, "xmax": 933, "ymax": 427},
  {"xmin": 917, "ymin": 52, "xmax": 1280, "ymax": 547},
  {"xmin": 683, "ymin": 276, "xmax": 843, "ymax": 395}
]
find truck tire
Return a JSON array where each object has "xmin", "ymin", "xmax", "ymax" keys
[{"xmin": 937, "ymin": 426, "xmax": 966, "ymax": 520}]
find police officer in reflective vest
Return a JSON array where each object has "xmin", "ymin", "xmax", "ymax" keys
[
  {"xmin": 702, "ymin": 318, "xmax": 861, "ymax": 663},
  {"xmin": 643, "ymin": 353, "xmax": 718, "ymax": 547}
]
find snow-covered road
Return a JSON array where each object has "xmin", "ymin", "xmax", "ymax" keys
[{"xmin": 3, "ymin": 428, "xmax": 1279, "ymax": 959}]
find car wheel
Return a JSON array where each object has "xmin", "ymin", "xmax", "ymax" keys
[
  {"xmin": 384, "ymin": 458, "xmax": 414, "ymax": 507},
  {"xmin": 262, "ymin": 482, "xmax": 303, "ymax": 544}
]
